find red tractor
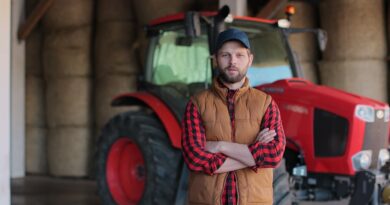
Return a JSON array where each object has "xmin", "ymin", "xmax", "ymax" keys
[{"xmin": 96, "ymin": 6, "xmax": 390, "ymax": 205}]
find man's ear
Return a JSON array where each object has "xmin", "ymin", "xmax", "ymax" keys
[
  {"xmin": 212, "ymin": 54, "xmax": 217, "ymax": 68},
  {"xmin": 248, "ymin": 52, "xmax": 254, "ymax": 67}
]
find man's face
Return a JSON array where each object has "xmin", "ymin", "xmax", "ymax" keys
[{"xmin": 215, "ymin": 41, "xmax": 253, "ymax": 84}]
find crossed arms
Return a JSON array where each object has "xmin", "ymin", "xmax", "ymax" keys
[{"xmin": 181, "ymin": 100, "xmax": 286, "ymax": 175}]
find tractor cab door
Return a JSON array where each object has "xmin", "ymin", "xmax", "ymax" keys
[{"xmin": 142, "ymin": 21, "xmax": 212, "ymax": 121}]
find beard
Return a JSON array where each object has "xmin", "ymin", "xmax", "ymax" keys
[{"xmin": 218, "ymin": 66, "xmax": 246, "ymax": 84}]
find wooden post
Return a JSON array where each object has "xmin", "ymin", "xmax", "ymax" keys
[{"xmin": 0, "ymin": 0, "xmax": 11, "ymax": 203}]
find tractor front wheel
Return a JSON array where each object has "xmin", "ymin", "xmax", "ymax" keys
[{"xmin": 96, "ymin": 111, "xmax": 182, "ymax": 205}]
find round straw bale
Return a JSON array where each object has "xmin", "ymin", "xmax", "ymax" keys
[
  {"xmin": 46, "ymin": 77, "xmax": 92, "ymax": 127},
  {"xmin": 42, "ymin": 0, "xmax": 93, "ymax": 31},
  {"xmin": 26, "ymin": 76, "xmax": 45, "ymax": 126},
  {"xmin": 47, "ymin": 127, "xmax": 91, "ymax": 177},
  {"xmin": 133, "ymin": 0, "xmax": 188, "ymax": 26},
  {"xmin": 319, "ymin": 59, "xmax": 387, "ymax": 102},
  {"xmin": 43, "ymin": 27, "xmax": 92, "ymax": 77},
  {"xmin": 289, "ymin": 33, "xmax": 318, "ymax": 62},
  {"xmin": 95, "ymin": 22, "xmax": 138, "ymax": 76},
  {"xmin": 26, "ymin": 126, "xmax": 47, "ymax": 174},
  {"xmin": 97, "ymin": 0, "xmax": 134, "ymax": 23},
  {"xmin": 299, "ymin": 61, "xmax": 318, "ymax": 83},
  {"xmin": 26, "ymin": 29, "xmax": 43, "ymax": 76},
  {"xmin": 320, "ymin": 0, "xmax": 386, "ymax": 60}
]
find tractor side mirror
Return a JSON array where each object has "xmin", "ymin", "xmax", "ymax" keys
[{"xmin": 316, "ymin": 29, "xmax": 327, "ymax": 52}]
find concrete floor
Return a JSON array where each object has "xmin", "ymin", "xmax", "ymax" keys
[
  {"xmin": 11, "ymin": 176, "xmax": 101, "ymax": 205},
  {"xmin": 11, "ymin": 176, "xmax": 348, "ymax": 205}
]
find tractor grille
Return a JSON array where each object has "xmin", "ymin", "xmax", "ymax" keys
[
  {"xmin": 362, "ymin": 109, "xmax": 389, "ymax": 169},
  {"xmin": 314, "ymin": 108, "xmax": 349, "ymax": 157}
]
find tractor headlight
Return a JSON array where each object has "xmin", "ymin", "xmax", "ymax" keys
[
  {"xmin": 378, "ymin": 149, "xmax": 390, "ymax": 167},
  {"xmin": 355, "ymin": 105, "xmax": 375, "ymax": 122},
  {"xmin": 384, "ymin": 107, "xmax": 389, "ymax": 122},
  {"xmin": 352, "ymin": 150, "xmax": 372, "ymax": 171}
]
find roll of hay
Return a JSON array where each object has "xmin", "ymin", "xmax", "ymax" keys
[
  {"xmin": 319, "ymin": 60, "xmax": 387, "ymax": 102},
  {"xmin": 46, "ymin": 77, "xmax": 92, "ymax": 127},
  {"xmin": 26, "ymin": 76, "xmax": 45, "ymax": 126},
  {"xmin": 95, "ymin": 75, "xmax": 137, "ymax": 128},
  {"xmin": 289, "ymin": 33, "xmax": 318, "ymax": 63},
  {"xmin": 43, "ymin": 27, "xmax": 92, "ymax": 77},
  {"xmin": 95, "ymin": 22, "xmax": 138, "ymax": 77},
  {"xmin": 26, "ymin": 26, "xmax": 42, "ymax": 76},
  {"xmin": 133, "ymin": 0, "xmax": 188, "ymax": 26},
  {"xmin": 97, "ymin": 0, "xmax": 134, "ymax": 23},
  {"xmin": 299, "ymin": 62, "xmax": 318, "ymax": 83},
  {"xmin": 47, "ymin": 127, "xmax": 91, "ymax": 177},
  {"xmin": 42, "ymin": 0, "xmax": 93, "ymax": 31},
  {"xmin": 26, "ymin": 126, "xmax": 47, "ymax": 174},
  {"xmin": 320, "ymin": 0, "xmax": 386, "ymax": 60}
]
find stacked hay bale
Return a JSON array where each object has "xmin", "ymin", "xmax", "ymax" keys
[
  {"xmin": 42, "ymin": 0, "xmax": 93, "ymax": 177},
  {"xmin": 25, "ymin": 0, "xmax": 47, "ymax": 174},
  {"xmin": 319, "ymin": 0, "xmax": 387, "ymax": 101},
  {"xmin": 276, "ymin": 1, "xmax": 319, "ymax": 83},
  {"xmin": 94, "ymin": 0, "xmax": 138, "ymax": 135}
]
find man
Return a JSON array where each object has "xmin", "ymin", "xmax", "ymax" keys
[{"xmin": 181, "ymin": 28, "xmax": 286, "ymax": 205}]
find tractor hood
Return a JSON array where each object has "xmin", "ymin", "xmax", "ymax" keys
[
  {"xmin": 256, "ymin": 78, "xmax": 389, "ymax": 176},
  {"xmin": 257, "ymin": 78, "xmax": 388, "ymax": 111}
]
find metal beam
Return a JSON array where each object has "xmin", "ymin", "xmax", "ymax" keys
[
  {"xmin": 257, "ymin": 0, "xmax": 288, "ymax": 19},
  {"xmin": 17, "ymin": 0, "xmax": 53, "ymax": 40}
]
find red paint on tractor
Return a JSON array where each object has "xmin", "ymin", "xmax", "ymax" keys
[
  {"xmin": 113, "ymin": 92, "xmax": 182, "ymax": 149},
  {"xmin": 149, "ymin": 12, "xmax": 277, "ymax": 26},
  {"xmin": 258, "ymin": 78, "xmax": 388, "ymax": 176},
  {"xmin": 106, "ymin": 138, "xmax": 145, "ymax": 205}
]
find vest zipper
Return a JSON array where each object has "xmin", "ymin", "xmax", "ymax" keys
[
  {"xmin": 220, "ymin": 174, "xmax": 228, "ymax": 205},
  {"xmin": 234, "ymin": 171, "xmax": 240, "ymax": 205},
  {"xmin": 231, "ymin": 91, "xmax": 237, "ymax": 142}
]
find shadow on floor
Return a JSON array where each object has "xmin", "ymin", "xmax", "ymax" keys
[
  {"xmin": 11, "ymin": 176, "xmax": 349, "ymax": 205},
  {"xmin": 11, "ymin": 176, "xmax": 101, "ymax": 205}
]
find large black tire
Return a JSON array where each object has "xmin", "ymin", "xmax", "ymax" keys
[
  {"xmin": 273, "ymin": 159, "xmax": 293, "ymax": 205},
  {"xmin": 96, "ymin": 111, "xmax": 182, "ymax": 205}
]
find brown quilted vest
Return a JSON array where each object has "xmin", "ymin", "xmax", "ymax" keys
[{"xmin": 188, "ymin": 78, "xmax": 273, "ymax": 205}]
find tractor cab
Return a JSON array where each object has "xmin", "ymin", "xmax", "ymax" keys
[{"xmin": 141, "ymin": 10, "xmax": 300, "ymax": 102}]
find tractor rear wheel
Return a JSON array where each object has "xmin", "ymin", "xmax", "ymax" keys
[
  {"xmin": 273, "ymin": 159, "xmax": 293, "ymax": 205},
  {"xmin": 96, "ymin": 111, "xmax": 182, "ymax": 205}
]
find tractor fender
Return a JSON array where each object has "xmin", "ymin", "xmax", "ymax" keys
[{"xmin": 112, "ymin": 91, "xmax": 182, "ymax": 149}]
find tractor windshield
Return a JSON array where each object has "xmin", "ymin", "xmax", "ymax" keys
[
  {"xmin": 146, "ymin": 21, "xmax": 293, "ymax": 88},
  {"xmin": 228, "ymin": 23, "xmax": 293, "ymax": 87},
  {"xmin": 147, "ymin": 30, "xmax": 211, "ymax": 86}
]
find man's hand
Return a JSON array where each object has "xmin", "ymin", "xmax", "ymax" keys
[
  {"xmin": 205, "ymin": 141, "xmax": 222, "ymax": 153},
  {"xmin": 256, "ymin": 128, "xmax": 276, "ymax": 143}
]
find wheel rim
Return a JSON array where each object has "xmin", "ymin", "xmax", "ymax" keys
[{"xmin": 106, "ymin": 138, "xmax": 146, "ymax": 205}]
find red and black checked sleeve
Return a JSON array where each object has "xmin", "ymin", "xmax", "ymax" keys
[
  {"xmin": 248, "ymin": 100, "xmax": 286, "ymax": 169},
  {"xmin": 181, "ymin": 100, "xmax": 227, "ymax": 175}
]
